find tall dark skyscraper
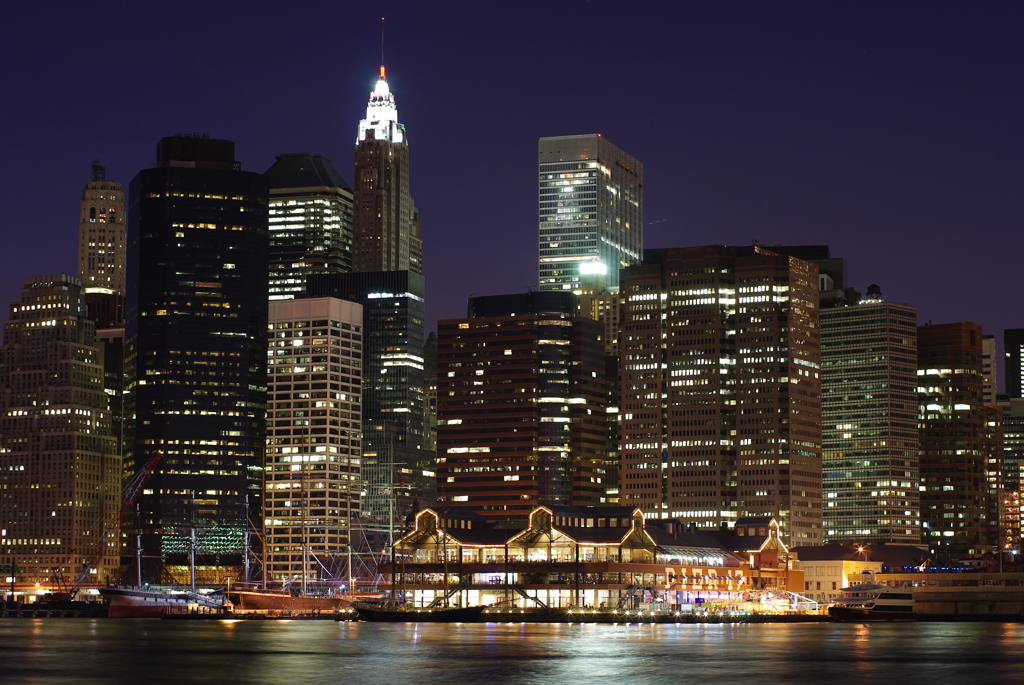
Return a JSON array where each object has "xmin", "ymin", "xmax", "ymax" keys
[
  {"xmin": 126, "ymin": 134, "xmax": 269, "ymax": 580},
  {"xmin": 264, "ymin": 153, "xmax": 354, "ymax": 300},
  {"xmin": 435, "ymin": 292, "xmax": 609, "ymax": 520},
  {"xmin": 1005, "ymin": 329, "xmax": 1024, "ymax": 400},
  {"xmin": 618, "ymin": 246, "xmax": 823, "ymax": 544},
  {"xmin": 308, "ymin": 271, "xmax": 431, "ymax": 526},
  {"xmin": 918, "ymin": 322, "xmax": 1003, "ymax": 557},
  {"xmin": 352, "ymin": 67, "xmax": 422, "ymax": 275}
]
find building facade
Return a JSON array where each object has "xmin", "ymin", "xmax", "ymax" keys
[
  {"xmin": 0, "ymin": 275, "xmax": 121, "ymax": 585},
  {"xmin": 999, "ymin": 397, "xmax": 1024, "ymax": 553},
  {"xmin": 264, "ymin": 153, "xmax": 354, "ymax": 300},
  {"xmin": 618, "ymin": 246, "xmax": 823, "ymax": 545},
  {"xmin": 352, "ymin": 67, "xmax": 422, "ymax": 275},
  {"xmin": 78, "ymin": 161, "xmax": 126, "ymax": 297},
  {"xmin": 538, "ymin": 134, "xmax": 642, "ymax": 292},
  {"xmin": 265, "ymin": 298, "xmax": 362, "ymax": 581},
  {"xmin": 1006, "ymin": 329, "xmax": 1024, "ymax": 400},
  {"xmin": 126, "ymin": 134, "xmax": 269, "ymax": 581},
  {"xmin": 435, "ymin": 292, "xmax": 609, "ymax": 519},
  {"xmin": 918, "ymin": 322, "xmax": 1002, "ymax": 556},
  {"xmin": 307, "ymin": 271, "xmax": 431, "ymax": 527},
  {"xmin": 820, "ymin": 296, "xmax": 920, "ymax": 544}
]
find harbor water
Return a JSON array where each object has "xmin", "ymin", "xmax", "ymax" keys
[{"xmin": 1, "ymin": 619, "xmax": 1022, "ymax": 684}]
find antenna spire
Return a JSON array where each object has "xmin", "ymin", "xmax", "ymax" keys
[{"xmin": 380, "ymin": 16, "xmax": 385, "ymax": 73}]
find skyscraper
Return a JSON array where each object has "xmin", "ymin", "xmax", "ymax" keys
[
  {"xmin": 435, "ymin": 292, "xmax": 609, "ymax": 519},
  {"xmin": 126, "ymin": 134, "xmax": 269, "ymax": 580},
  {"xmin": 0, "ymin": 275, "xmax": 121, "ymax": 585},
  {"xmin": 820, "ymin": 290, "xmax": 920, "ymax": 544},
  {"xmin": 538, "ymin": 134, "xmax": 643, "ymax": 292},
  {"xmin": 918, "ymin": 322, "xmax": 1002, "ymax": 556},
  {"xmin": 1005, "ymin": 329, "xmax": 1024, "ymax": 400},
  {"xmin": 264, "ymin": 153, "xmax": 354, "ymax": 300},
  {"xmin": 618, "ymin": 246, "xmax": 823, "ymax": 544},
  {"xmin": 307, "ymin": 271, "xmax": 431, "ymax": 526},
  {"xmin": 352, "ymin": 67, "xmax": 422, "ymax": 275},
  {"xmin": 982, "ymin": 334, "xmax": 998, "ymax": 405},
  {"xmin": 265, "ymin": 298, "xmax": 362, "ymax": 581},
  {"xmin": 78, "ymin": 161, "xmax": 126, "ymax": 296},
  {"xmin": 78, "ymin": 161, "xmax": 127, "ymax": 328}
]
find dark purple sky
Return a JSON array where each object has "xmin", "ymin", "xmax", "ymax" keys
[{"xmin": 3, "ymin": 2, "xmax": 1022, "ymax": 379}]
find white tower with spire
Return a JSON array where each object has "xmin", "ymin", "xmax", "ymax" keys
[{"xmin": 358, "ymin": 66, "xmax": 406, "ymax": 145}]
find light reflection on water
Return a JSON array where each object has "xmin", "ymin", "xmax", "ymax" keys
[{"xmin": 0, "ymin": 619, "xmax": 1021, "ymax": 685}]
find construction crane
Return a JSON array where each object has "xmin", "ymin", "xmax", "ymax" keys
[{"xmin": 60, "ymin": 452, "xmax": 163, "ymax": 599}]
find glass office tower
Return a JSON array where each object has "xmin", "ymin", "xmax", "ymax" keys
[
  {"xmin": 538, "ymin": 134, "xmax": 643, "ymax": 292},
  {"xmin": 126, "ymin": 134, "xmax": 269, "ymax": 581}
]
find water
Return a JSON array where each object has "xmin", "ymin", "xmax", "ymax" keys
[{"xmin": 1, "ymin": 619, "xmax": 1022, "ymax": 685}]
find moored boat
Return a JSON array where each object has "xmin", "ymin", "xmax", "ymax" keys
[
  {"xmin": 227, "ymin": 589, "xmax": 352, "ymax": 612},
  {"xmin": 99, "ymin": 585, "xmax": 223, "ymax": 618},
  {"xmin": 828, "ymin": 582, "xmax": 916, "ymax": 622},
  {"xmin": 351, "ymin": 603, "xmax": 486, "ymax": 622}
]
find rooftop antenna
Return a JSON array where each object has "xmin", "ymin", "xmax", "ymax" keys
[{"xmin": 381, "ymin": 16, "xmax": 385, "ymax": 74}]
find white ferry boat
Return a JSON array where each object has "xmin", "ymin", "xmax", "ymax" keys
[{"xmin": 828, "ymin": 582, "xmax": 916, "ymax": 622}]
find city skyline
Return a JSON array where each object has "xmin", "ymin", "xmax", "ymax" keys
[{"xmin": 3, "ymin": 3, "xmax": 1022, "ymax": 379}]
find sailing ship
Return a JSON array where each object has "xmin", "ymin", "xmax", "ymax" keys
[
  {"xmin": 103, "ymin": 491, "xmax": 225, "ymax": 618},
  {"xmin": 99, "ymin": 585, "xmax": 223, "ymax": 618}
]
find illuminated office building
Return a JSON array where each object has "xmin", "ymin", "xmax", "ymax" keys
[
  {"xmin": 353, "ymin": 67, "xmax": 421, "ymax": 275},
  {"xmin": 0, "ymin": 275, "xmax": 120, "ymax": 585},
  {"xmin": 307, "ymin": 271, "xmax": 431, "ymax": 526},
  {"xmin": 820, "ymin": 290, "xmax": 920, "ymax": 544},
  {"xmin": 918, "ymin": 322, "xmax": 1002, "ymax": 556},
  {"xmin": 265, "ymin": 298, "xmax": 362, "ymax": 580},
  {"xmin": 435, "ymin": 292, "xmax": 609, "ymax": 519},
  {"xmin": 538, "ymin": 134, "xmax": 642, "ymax": 292},
  {"xmin": 126, "ymin": 134, "xmax": 269, "ymax": 580},
  {"xmin": 618, "ymin": 246, "xmax": 822, "ymax": 544},
  {"xmin": 264, "ymin": 153, "xmax": 354, "ymax": 300}
]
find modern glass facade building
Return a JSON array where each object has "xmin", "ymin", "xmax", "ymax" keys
[
  {"xmin": 264, "ymin": 153, "xmax": 354, "ymax": 300},
  {"xmin": 618, "ymin": 246, "xmax": 823, "ymax": 545},
  {"xmin": 307, "ymin": 271, "xmax": 431, "ymax": 526},
  {"xmin": 126, "ymin": 134, "xmax": 269, "ymax": 581},
  {"xmin": 0, "ymin": 274, "xmax": 121, "ymax": 585},
  {"xmin": 265, "ymin": 298, "xmax": 362, "ymax": 580},
  {"xmin": 538, "ymin": 134, "xmax": 643, "ymax": 292},
  {"xmin": 820, "ymin": 297, "xmax": 920, "ymax": 544}
]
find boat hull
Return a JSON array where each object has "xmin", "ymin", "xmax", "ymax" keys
[
  {"xmin": 829, "ymin": 606, "xmax": 917, "ymax": 622},
  {"xmin": 352, "ymin": 605, "xmax": 486, "ymax": 622},
  {"xmin": 228, "ymin": 590, "xmax": 351, "ymax": 612},
  {"xmin": 99, "ymin": 587, "xmax": 223, "ymax": 618}
]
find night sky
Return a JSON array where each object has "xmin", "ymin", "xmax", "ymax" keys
[{"xmin": 3, "ymin": 2, "xmax": 1022, "ymax": 385}]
